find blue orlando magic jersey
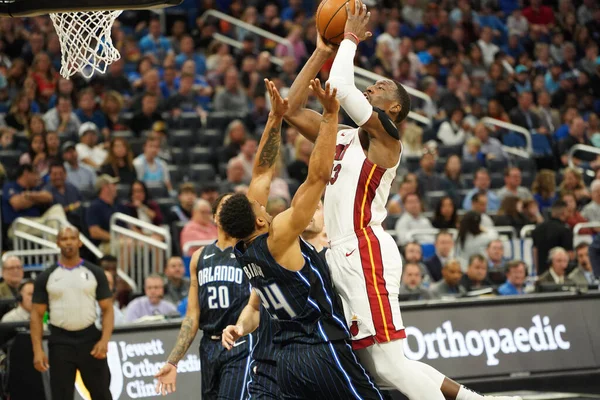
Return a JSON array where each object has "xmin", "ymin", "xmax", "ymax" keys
[
  {"xmin": 251, "ymin": 306, "xmax": 280, "ymax": 363},
  {"xmin": 234, "ymin": 234, "xmax": 349, "ymax": 345},
  {"xmin": 198, "ymin": 243, "xmax": 250, "ymax": 334}
]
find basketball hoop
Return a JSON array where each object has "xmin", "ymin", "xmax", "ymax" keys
[
  {"xmin": 50, "ymin": 10, "xmax": 122, "ymax": 79},
  {"xmin": 0, "ymin": 0, "xmax": 183, "ymax": 79}
]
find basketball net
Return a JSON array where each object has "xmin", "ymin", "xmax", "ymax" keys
[{"xmin": 50, "ymin": 10, "xmax": 122, "ymax": 79}]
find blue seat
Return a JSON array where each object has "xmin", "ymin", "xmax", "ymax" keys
[
  {"xmin": 502, "ymin": 131, "xmax": 526, "ymax": 148},
  {"xmin": 421, "ymin": 243, "xmax": 436, "ymax": 259},
  {"xmin": 532, "ymin": 134, "xmax": 553, "ymax": 156}
]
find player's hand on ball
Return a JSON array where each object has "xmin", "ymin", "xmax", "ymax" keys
[
  {"xmin": 310, "ymin": 79, "xmax": 340, "ymax": 115},
  {"xmin": 344, "ymin": 0, "xmax": 372, "ymax": 42},
  {"xmin": 155, "ymin": 362, "xmax": 177, "ymax": 396},
  {"xmin": 316, "ymin": 31, "xmax": 338, "ymax": 55},
  {"xmin": 222, "ymin": 325, "xmax": 244, "ymax": 350},
  {"xmin": 266, "ymin": 79, "xmax": 289, "ymax": 118}
]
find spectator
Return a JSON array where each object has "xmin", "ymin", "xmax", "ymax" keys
[
  {"xmin": 199, "ymin": 184, "xmax": 219, "ymax": 206},
  {"xmin": 394, "ymin": 193, "xmax": 434, "ymax": 246},
  {"xmin": 498, "ymin": 261, "xmax": 528, "ymax": 295},
  {"xmin": 399, "ymin": 263, "xmax": 431, "ymax": 301},
  {"xmin": 513, "ymin": 65, "xmax": 532, "ymax": 93},
  {"xmin": 1, "ymin": 164, "xmax": 53, "ymax": 232},
  {"xmin": 431, "ymin": 196, "xmax": 458, "ymax": 229},
  {"xmin": 86, "ymin": 174, "xmax": 122, "ymax": 253},
  {"xmin": 75, "ymin": 88, "xmax": 107, "ymax": 132},
  {"xmin": 25, "ymin": 114, "xmax": 47, "ymax": 139},
  {"xmin": 98, "ymin": 255, "xmax": 132, "ymax": 309},
  {"xmin": 402, "ymin": 242, "xmax": 432, "ymax": 287},
  {"xmin": 477, "ymin": 27, "xmax": 500, "ymax": 66},
  {"xmin": 497, "ymin": 167, "xmax": 533, "ymax": 201},
  {"xmin": 428, "ymin": 259, "xmax": 465, "ymax": 299},
  {"xmin": 562, "ymin": 192, "xmax": 593, "ymax": 233},
  {"xmin": 124, "ymin": 180, "xmax": 164, "ymax": 227},
  {"xmin": 0, "ymin": 127, "xmax": 20, "ymax": 151},
  {"xmin": 233, "ymin": 136, "xmax": 257, "ymax": 181},
  {"xmin": 101, "ymin": 91, "xmax": 128, "ymax": 132},
  {"xmin": 168, "ymin": 183, "xmax": 198, "ymax": 224},
  {"xmin": 509, "ymin": 92, "xmax": 546, "ymax": 135},
  {"xmin": 1, "ymin": 280, "xmax": 34, "ymax": 322},
  {"xmin": 126, "ymin": 274, "xmax": 178, "ymax": 322},
  {"xmin": 581, "ymin": 180, "xmax": 600, "ymax": 222},
  {"xmin": 19, "ymin": 133, "xmax": 49, "ymax": 177},
  {"xmin": 5, "ymin": 92, "xmax": 31, "ymax": 131},
  {"xmin": 534, "ymin": 91, "xmax": 560, "ymax": 134},
  {"xmin": 470, "ymin": 192, "xmax": 495, "ymax": 228},
  {"xmin": 62, "ymin": 141, "xmax": 97, "ymax": 193},
  {"xmin": 472, "ymin": 123, "xmax": 508, "ymax": 162},
  {"xmin": 441, "ymin": 155, "xmax": 465, "ymax": 198},
  {"xmin": 523, "ymin": 198, "xmax": 545, "ymax": 224},
  {"xmin": 486, "ymin": 238, "xmax": 508, "ymax": 284},
  {"xmin": 523, "ymin": 0, "xmax": 555, "ymax": 33},
  {"xmin": 532, "ymin": 169, "xmax": 558, "ymax": 213},
  {"xmin": 163, "ymin": 256, "xmax": 190, "ymax": 306},
  {"xmin": 507, "ymin": 9, "xmax": 529, "ymax": 37},
  {"xmin": 558, "ymin": 117, "xmax": 600, "ymax": 168},
  {"xmin": 45, "ymin": 162, "xmax": 83, "ymax": 228},
  {"xmin": 569, "ymin": 242, "xmax": 596, "ymax": 287},
  {"xmin": 139, "ymin": 18, "xmax": 173, "ymax": 64},
  {"xmin": 130, "ymin": 93, "xmax": 163, "ymax": 136},
  {"xmin": 220, "ymin": 158, "xmax": 247, "ymax": 194},
  {"xmin": 212, "ymin": 67, "xmax": 250, "ymax": 114},
  {"xmin": 456, "ymin": 211, "xmax": 499, "ymax": 269},
  {"xmin": 425, "ymin": 231, "xmax": 455, "ymax": 282},
  {"xmin": 31, "ymin": 226, "xmax": 113, "ymax": 400},
  {"xmin": 496, "ymin": 196, "xmax": 529, "ymax": 232},
  {"xmin": 416, "ymin": 148, "xmax": 445, "ymax": 193},
  {"xmin": 175, "ymin": 35, "xmax": 206, "ymax": 75},
  {"xmin": 460, "ymin": 254, "xmax": 494, "ymax": 292},
  {"xmin": 463, "ymin": 169, "xmax": 500, "ymax": 212},
  {"xmin": 43, "ymin": 95, "xmax": 81, "ymax": 139},
  {"xmin": 99, "ymin": 137, "xmax": 137, "ymax": 185},
  {"xmin": 45, "ymin": 131, "xmax": 61, "ymax": 161},
  {"xmin": 76, "ymin": 122, "xmax": 107, "ymax": 170},
  {"xmin": 30, "ymin": 53, "xmax": 58, "ymax": 106},
  {"xmin": 95, "ymin": 270, "xmax": 127, "ymax": 329},
  {"xmin": 287, "ymin": 135, "xmax": 313, "ymax": 183},
  {"xmin": 133, "ymin": 136, "xmax": 173, "ymax": 192},
  {"xmin": 104, "ymin": 60, "xmax": 133, "ymax": 97},
  {"xmin": 219, "ymin": 120, "xmax": 248, "ymax": 164},
  {"xmin": 387, "ymin": 178, "xmax": 416, "ymax": 215},
  {"xmin": 536, "ymin": 247, "xmax": 576, "ymax": 290},
  {"xmin": 180, "ymin": 199, "xmax": 218, "ymax": 256},
  {"xmin": 0, "ymin": 256, "xmax": 23, "ymax": 299},
  {"xmin": 532, "ymin": 200, "xmax": 573, "ymax": 275},
  {"xmin": 559, "ymin": 167, "xmax": 591, "ymax": 203}
]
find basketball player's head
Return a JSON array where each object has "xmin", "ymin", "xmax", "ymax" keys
[
  {"xmin": 303, "ymin": 200, "xmax": 324, "ymax": 235},
  {"xmin": 218, "ymin": 193, "xmax": 273, "ymax": 240},
  {"xmin": 212, "ymin": 193, "xmax": 233, "ymax": 230},
  {"xmin": 364, "ymin": 80, "xmax": 411, "ymax": 124}
]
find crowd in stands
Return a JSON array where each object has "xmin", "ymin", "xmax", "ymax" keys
[{"xmin": 1, "ymin": 0, "xmax": 600, "ymax": 313}]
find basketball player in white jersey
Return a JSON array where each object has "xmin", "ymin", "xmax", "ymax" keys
[{"xmin": 284, "ymin": 3, "xmax": 521, "ymax": 400}]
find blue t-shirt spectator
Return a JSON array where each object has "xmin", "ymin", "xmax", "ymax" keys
[
  {"xmin": 86, "ymin": 198, "xmax": 125, "ymax": 244},
  {"xmin": 75, "ymin": 109, "xmax": 107, "ymax": 131},
  {"xmin": 498, "ymin": 281, "xmax": 524, "ymax": 295},
  {"xmin": 175, "ymin": 53, "xmax": 207, "ymax": 76},
  {"xmin": 1, "ymin": 181, "xmax": 44, "ymax": 225}
]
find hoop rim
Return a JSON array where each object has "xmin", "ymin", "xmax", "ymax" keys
[{"xmin": 0, "ymin": 0, "xmax": 181, "ymax": 17}]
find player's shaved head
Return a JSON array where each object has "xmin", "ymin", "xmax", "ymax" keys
[{"xmin": 57, "ymin": 225, "xmax": 80, "ymax": 240}]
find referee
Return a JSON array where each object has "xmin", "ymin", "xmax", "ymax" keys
[{"xmin": 30, "ymin": 226, "xmax": 114, "ymax": 400}]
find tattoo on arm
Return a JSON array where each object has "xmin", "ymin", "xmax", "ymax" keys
[
  {"xmin": 167, "ymin": 316, "xmax": 196, "ymax": 364},
  {"xmin": 258, "ymin": 126, "xmax": 281, "ymax": 168}
]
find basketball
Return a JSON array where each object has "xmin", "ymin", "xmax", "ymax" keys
[{"xmin": 316, "ymin": 0, "xmax": 362, "ymax": 45}]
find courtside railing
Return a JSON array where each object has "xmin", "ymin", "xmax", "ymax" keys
[
  {"xmin": 182, "ymin": 240, "xmax": 216, "ymax": 257},
  {"xmin": 481, "ymin": 117, "xmax": 533, "ymax": 155},
  {"xmin": 568, "ymin": 144, "xmax": 600, "ymax": 177},
  {"xmin": 199, "ymin": 9, "xmax": 433, "ymax": 125},
  {"xmin": 110, "ymin": 213, "xmax": 171, "ymax": 290}
]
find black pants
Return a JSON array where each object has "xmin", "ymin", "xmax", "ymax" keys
[{"xmin": 48, "ymin": 325, "xmax": 111, "ymax": 400}]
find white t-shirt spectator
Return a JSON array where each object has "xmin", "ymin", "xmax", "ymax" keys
[
  {"xmin": 133, "ymin": 154, "xmax": 171, "ymax": 186},
  {"xmin": 582, "ymin": 202, "xmax": 600, "ymax": 221},
  {"xmin": 437, "ymin": 121, "xmax": 467, "ymax": 146},
  {"xmin": 395, "ymin": 212, "xmax": 434, "ymax": 245},
  {"xmin": 477, "ymin": 40, "xmax": 499, "ymax": 66},
  {"xmin": 76, "ymin": 143, "xmax": 107, "ymax": 169}
]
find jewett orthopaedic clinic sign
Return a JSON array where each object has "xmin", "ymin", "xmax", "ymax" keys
[
  {"xmin": 74, "ymin": 326, "xmax": 201, "ymax": 400},
  {"xmin": 400, "ymin": 297, "xmax": 599, "ymax": 380}
]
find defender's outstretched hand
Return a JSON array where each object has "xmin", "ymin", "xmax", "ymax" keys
[
  {"xmin": 310, "ymin": 79, "xmax": 340, "ymax": 115},
  {"xmin": 266, "ymin": 79, "xmax": 289, "ymax": 118},
  {"xmin": 344, "ymin": 0, "xmax": 372, "ymax": 42}
]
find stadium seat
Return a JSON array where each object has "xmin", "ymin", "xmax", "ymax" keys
[
  {"xmin": 218, "ymin": 163, "xmax": 228, "ymax": 179},
  {"xmin": 116, "ymin": 184, "xmax": 130, "ymax": 200},
  {"xmin": 425, "ymin": 191, "xmax": 447, "ymax": 208},
  {"xmin": 461, "ymin": 159, "xmax": 478, "ymax": 174},
  {"xmin": 521, "ymin": 172, "xmax": 534, "ymax": 188},
  {"xmin": 80, "ymin": 188, "xmax": 96, "ymax": 201},
  {"xmin": 188, "ymin": 147, "xmax": 212, "ymax": 164},
  {"xmin": 129, "ymin": 138, "xmax": 145, "ymax": 156},
  {"xmin": 0, "ymin": 150, "xmax": 21, "ymax": 170},
  {"xmin": 404, "ymin": 157, "xmax": 420, "ymax": 173},
  {"xmin": 502, "ymin": 131, "xmax": 527, "ymax": 148},
  {"xmin": 179, "ymin": 113, "xmax": 202, "ymax": 130},
  {"xmin": 188, "ymin": 164, "xmax": 216, "ymax": 182},
  {"xmin": 384, "ymin": 214, "xmax": 400, "ymax": 230},
  {"xmin": 490, "ymin": 173, "xmax": 504, "ymax": 189},
  {"xmin": 199, "ymin": 129, "xmax": 223, "ymax": 147},
  {"xmin": 168, "ymin": 129, "xmax": 195, "ymax": 148},
  {"xmin": 171, "ymin": 147, "xmax": 187, "ymax": 165},
  {"xmin": 421, "ymin": 243, "xmax": 436, "ymax": 259},
  {"xmin": 487, "ymin": 158, "xmax": 508, "ymax": 173},
  {"xmin": 207, "ymin": 112, "xmax": 246, "ymax": 132},
  {"xmin": 515, "ymin": 157, "xmax": 535, "ymax": 171},
  {"xmin": 112, "ymin": 130, "xmax": 134, "ymax": 139},
  {"xmin": 532, "ymin": 134, "xmax": 553, "ymax": 156},
  {"xmin": 156, "ymin": 197, "xmax": 176, "ymax": 218},
  {"xmin": 168, "ymin": 165, "xmax": 184, "ymax": 184},
  {"xmin": 438, "ymin": 144, "xmax": 462, "ymax": 158},
  {"xmin": 462, "ymin": 174, "xmax": 474, "ymax": 187},
  {"xmin": 435, "ymin": 158, "xmax": 446, "ymax": 173},
  {"xmin": 146, "ymin": 182, "xmax": 169, "ymax": 199}
]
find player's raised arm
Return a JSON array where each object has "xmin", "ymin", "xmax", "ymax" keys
[
  {"xmin": 268, "ymin": 80, "xmax": 339, "ymax": 270},
  {"xmin": 326, "ymin": 0, "xmax": 409, "ymax": 144},
  {"xmin": 247, "ymin": 79, "xmax": 287, "ymax": 206},
  {"xmin": 284, "ymin": 35, "xmax": 337, "ymax": 143},
  {"xmin": 155, "ymin": 250, "xmax": 202, "ymax": 395},
  {"xmin": 222, "ymin": 290, "xmax": 261, "ymax": 350}
]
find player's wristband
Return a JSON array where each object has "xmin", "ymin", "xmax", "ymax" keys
[
  {"xmin": 344, "ymin": 32, "xmax": 360, "ymax": 44},
  {"xmin": 168, "ymin": 361, "xmax": 178, "ymax": 368}
]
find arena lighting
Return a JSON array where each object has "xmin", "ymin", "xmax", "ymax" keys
[{"xmin": 403, "ymin": 315, "xmax": 571, "ymax": 367}]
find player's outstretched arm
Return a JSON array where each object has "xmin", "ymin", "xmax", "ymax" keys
[
  {"xmin": 247, "ymin": 79, "xmax": 286, "ymax": 207},
  {"xmin": 284, "ymin": 34, "xmax": 337, "ymax": 143},
  {"xmin": 222, "ymin": 290, "xmax": 261, "ymax": 350},
  {"xmin": 327, "ymin": 1, "xmax": 402, "ymax": 143},
  {"xmin": 268, "ymin": 80, "xmax": 339, "ymax": 271},
  {"xmin": 155, "ymin": 250, "xmax": 201, "ymax": 395}
]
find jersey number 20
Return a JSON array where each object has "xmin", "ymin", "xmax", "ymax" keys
[
  {"xmin": 254, "ymin": 284, "xmax": 296, "ymax": 319},
  {"xmin": 208, "ymin": 286, "xmax": 230, "ymax": 309},
  {"xmin": 329, "ymin": 144, "xmax": 348, "ymax": 185}
]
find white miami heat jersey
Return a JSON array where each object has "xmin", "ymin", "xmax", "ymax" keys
[{"xmin": 324, "ymin": 127, "xmax": 406, "ymax": 349}]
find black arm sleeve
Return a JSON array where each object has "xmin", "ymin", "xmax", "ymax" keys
[
  {"xmin": 87, "ymin": 262, "xmax": 113, "ymax": 301},
  {"xmin": 373, "ymin": 107, "xmax": 400, "ymax": 140},
  {"xmin": 32, "ymin": 267, "xmax": 53, "ymax": 305}
]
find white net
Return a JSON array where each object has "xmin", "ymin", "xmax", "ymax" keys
[{"xmin": 50, "ymin": 10, "xmax": 123, "ymax": 79}]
